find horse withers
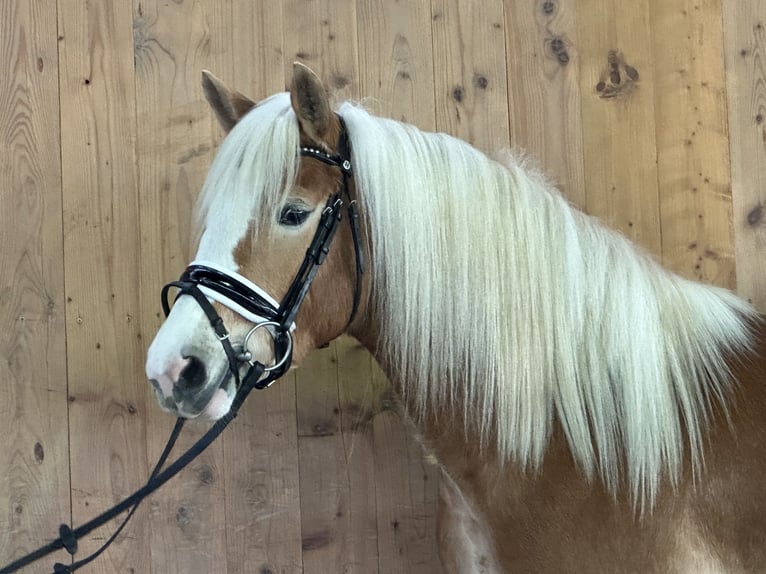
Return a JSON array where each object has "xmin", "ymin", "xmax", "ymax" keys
[{"xmin": 146, "ymin": 63, "xmax": 766, "ymax": 573}]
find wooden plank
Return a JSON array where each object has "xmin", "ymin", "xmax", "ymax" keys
[
  {"xmin": 372, "ymin": 364, "xmax": 440, "ymax": 574},
  {"xmin": 292, "ymin": 338, "xmax": 380, "ymax": 573},
  {"xmin": 57, "ymin": 1, "xmax": 150, "ymax": 571},
  {"xmin": 651, "ymin": 0, "xmax": 734, "ymax": 285},
  {"xmin": 723, "ymin": 0, "xmax": 766, "ymax": 310},
  {"xmin": 576, "ymin": 0, "xmax": 662, "ymax": 254},
  {"xmin": 133, "ymin": 0, "xmax": 230, "ymax": 571},
  {"xmin": 281, "ymin": 2, "xmax": 387, "ymax": 573},
  {"xmin": 355, "ymin": 2, "xmax": 441, "ymax": 571},
  {"xmin": 0, "ymin": 0, "xmax": 70, "ymax": 567},
  {"xmin": 356, "ymin": 0, "xmax": 435, "ymax": 126},
  {"xmin": 503, "ymin": 0, "xmax": 586, "ymax": 206},
  {"xmin": 294, "ymin": 344, "xmax": 348, "ymax": 572},
  {"xmin": 335, "ymin": 337, "xmax": 383, "ymax": 572},
  {"xmin": 221, "ymin": 5, "xmax": 304, "ymax": 571},
  {"xmin": 223, "ymin": 376, "xmax": 303, "ymax": 573},
  {"xmin": 431, "ymin": 0, "xmax": 510, "ymax": 153},
  {"xmin": 282, "ymin": 0, "xmax": 358, "ymax": 98}
]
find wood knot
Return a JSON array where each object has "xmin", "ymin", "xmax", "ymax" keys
[
  {"xmin": 176, "ymin": 505, "xmax": 193, "ymax": 526},
  {"xmin": 747, "ymin": 204, "xmax": 763, "ymax": 226},
  {"xmin": 198, "ymin": 465, "xmax": 215, "ymax": 485},
  {"xmin": 34, "ymin": 442, "xmax": 45, "ymax": 464},
  {"xmin": 330, "ymin": 73, "xmax": 350, "ymax": 90},
  {"xmin": 597, "ymin": 50, "xmax": 639, "ymax": 99},
  {"xmin": 541, "ymin": 0, "xmax": 557, "ymax": 15},
  {"xmin": 302, "ymin": 529, "xmax": 332, "ymax": 551},
  {"xmin": 308, "ymin": 420, "xmax": 335, "ymax": 436},
  {"xmin": 472, "ymin": 74, "xmax": 489, "ymax": 90},
  {"xmin": 546, "ymin": 36, "xmax": 569, "ymax": 65},
  {"xmin": 452, "ymin": 85, "xmax": 464, "ymax": 103}
]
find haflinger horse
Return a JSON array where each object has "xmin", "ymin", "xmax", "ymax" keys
[{"xmin": 146, "ymin": 62, "xmax": 766, "ymax": 573}]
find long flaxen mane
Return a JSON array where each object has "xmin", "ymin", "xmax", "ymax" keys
[{"xmin": 196, "ymin": 93, "xmax": 756, "ymax": 508}]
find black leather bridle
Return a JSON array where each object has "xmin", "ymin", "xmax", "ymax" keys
[
  {"xmin": 0, "ymin": 117, "xmax": 364, "ymax": 574},
  {"xmin": 160, "ymin": 115, "xmax": 364, "ymax": 392}
]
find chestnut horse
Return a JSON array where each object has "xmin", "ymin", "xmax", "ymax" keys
[{"xmin": 146, "ymin": 63, "xmax": 766, "ymax": 573}]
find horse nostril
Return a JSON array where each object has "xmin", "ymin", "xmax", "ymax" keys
[{"xmin": 178, "ymin": 355, "xmax": 207, "ymax": 390}]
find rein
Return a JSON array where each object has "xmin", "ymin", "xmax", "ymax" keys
[{"xmin": 0, "ymin": 118, "xmax": 362, "ymax": 574}]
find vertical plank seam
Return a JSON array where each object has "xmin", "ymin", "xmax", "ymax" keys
[
  {"xmin": 368, "ymin": 353, "xmax": 381, "ymax": 572},
  {"xmin": 127, "ymin": 2, "xmax": 155, "ymax": 570},
  {"xmin": 279, "ymin": 2, "xmax": 302, "ymax": 565},
  {"xmin": 428, "ymin": 0, "xmax": 439, "ymax": 128},
  {"xmin": 718, "ymin": 0, "xmax": 739, "ymax": 289},
  {"xmin": 345, "ymin": 2, "xmax": 378, "ymax": 568},
  {"xmin": 570, "ymin": 2, "xmax": 587, "ymax": 212},
  {"xmin": 333, "ymin": 342, "xmax": 351, "ymax": 568},
  {"xmin": 54, "ymin": 0, "xmax": 76, "ymax": 564},
  {"xmin": 500, "ymin": 0, "xmax": 512, "ymax": 159},
  {"xmin": 647, "ymin": 1, "xmax": 667, "ymax": 268},
  {"xmin": 221, "ymin": 5, "xmax": 233, "ymax": 571},
  {"xmin": 348, "ymin": 5, "xmax": 384, "ymax": 569}
]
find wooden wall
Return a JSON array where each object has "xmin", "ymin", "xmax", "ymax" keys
[{"xmin": 1, "ymin": 0, "xmax": 764, "ymax": 572}]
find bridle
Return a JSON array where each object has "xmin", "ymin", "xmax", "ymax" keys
[
  {"xmin": 160, "ymin": 115, "xmax": 364, "ymax": 393},
  {"xmin": 0, "ymin": 116, "xmax": 364, "ymax": 574}
]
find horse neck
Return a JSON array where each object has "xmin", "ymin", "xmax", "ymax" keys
[{"xmin": 353, "ymin": 320, "xmax": 500, "ymax": 468}]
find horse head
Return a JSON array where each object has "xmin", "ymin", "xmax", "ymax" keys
[{"xmin": 145, "ymin": 64, "xmax": 363, "ymax": 419}]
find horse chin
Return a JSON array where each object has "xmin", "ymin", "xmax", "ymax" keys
[
  {"xmin": 151, "ymin": 377, "xmax": 236, "ymax": 421},
  {"xmin": 182, "ymin": 374, "xmax": 236, "ymax": 420},
  {"xmin": 198, "ymin": 386, "xmax": 235, "ymax": 420}
]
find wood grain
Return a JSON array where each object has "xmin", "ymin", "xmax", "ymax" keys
[
  {"xmin": 356, "ymin": 1, "xmax": 442, "ymax": 571},
  {"xmin": 294, "ymin": 343, "xmax": 349, "ymax": 573},
  {"xmin": 0, "ymin": 0, "xmax": 70, "ymax": 567},
  {"xmin": 652, "ymin": 0, "xmax": 735, "ymax": 285},
  {"xmin": 223, "ymin": 377, "xmax": 303, "ymax": 574},
  {"xmin": 221, "ymin": 3, "xmax": 305, "ymax": 572},
  {"xmin": 282, "ymin": 2, "xmax": 386, "ymax": 573},
  {"xmin": 432, "ymin": 0, "xmax": 510, "ymax": 153},
  {"xmin": 57, "ymin": 0, "xmax": 149, "ymax": 571},
  {"xmin": 723, "ymin": 0, "xmax": 766, "ymax": 310},
  {"xmin": 133, "ymin": 0, "xmax": 230, "ymax": 571},
  {"xmin": 356, "ymin": 0, "xmax": 436, "ymax": 125},
  {"xmin": 282, "ymin": 0, "xmax": 358, "ymax": 99},
  {"xmin": 576, "ymin": 0, "xmax": 662, "ymax": 254},
  {"xmin": 503, "ymin": 0, "xmax": 586, "ymax": 206},
  {"xmin": 373, "ymin": 364, "xmax": 440, "ymax": 574},
  {"xmin": 335, "ymin": 338, "xmax": 382, "ymax": 572}
]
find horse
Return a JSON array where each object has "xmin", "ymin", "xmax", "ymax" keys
[{"xmin": 145, "ymin": 62, "xmax": 766, "ymax": 573}]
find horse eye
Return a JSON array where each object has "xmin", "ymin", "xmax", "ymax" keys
[{"xmin": 279, "ymin": 205, "xmax": 311, "ymax": 227}]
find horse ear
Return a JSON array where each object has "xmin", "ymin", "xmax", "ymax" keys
[
  {"xmin": 201, "ymin": 70, "xmax": 256, "ymax": 133},
  {"xmin": 290, "ymin": 62, "xmax": 332, "ymax": 146}
]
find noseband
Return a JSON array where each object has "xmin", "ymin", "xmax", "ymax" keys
[{"xmin": 161, "ymin": 115, "xmax": 364, "ymax": 391}]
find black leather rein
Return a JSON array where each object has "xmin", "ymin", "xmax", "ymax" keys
[{"xmin": 0, "ymin": 118, "xmax": 363, "ymax": 574}]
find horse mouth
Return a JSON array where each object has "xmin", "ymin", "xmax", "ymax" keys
[{"xmin": 152, "ymin": 373, "xmax": 235, "ymax": 420}]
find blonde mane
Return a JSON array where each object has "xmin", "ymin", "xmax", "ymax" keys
[{"xmin": 198, "ymin": 93, "xmax": 756, "ymax": 508}]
